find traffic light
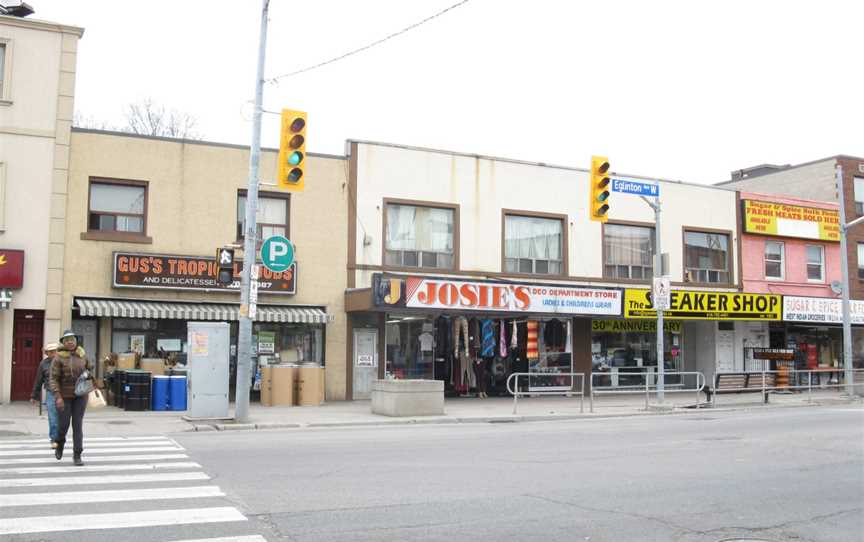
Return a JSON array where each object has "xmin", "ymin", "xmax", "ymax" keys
[
  {"xmin": 277, "ymin": 109, "xmax": 307, "ymax": 192},
  {"xmin": 589, "ymin": 155, "xmax": 611, "ymax": 222},
  {"xmin": 216, "ymin": 247, "xmax": 235, "ymax": 286}
]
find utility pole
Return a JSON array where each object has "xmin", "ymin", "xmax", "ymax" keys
[
  {"xmin": 641, "ymin": 195, "xmax": 665, "ymax": 402},
  {"xmin": 235, "ymin": 0, "xmax": 270, "ymax": 423},
  {"xmin": 836, "ymin": 164, "xmax": 864, "ymax": 397}
]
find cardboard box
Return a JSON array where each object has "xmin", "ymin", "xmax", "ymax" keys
[
  {"xmin": 271, "ymin": 365, "xmax": 297, "ymax": 406},
  {"xmin": 117, "ymin": 353, "xmax": 137, "ymax": 370},
  {"xmin": 297, "ymin": 366, "xmax": 324, "ymax": 406},
  {"xmin": 260, "ymin": 366, "xmax": 273, "ymax": 406},
  {"xmin": 140, "ymin": 358, "xmax": 166, "ymax": 376}
]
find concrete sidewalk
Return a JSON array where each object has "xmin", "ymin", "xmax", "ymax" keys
[{"xmin": 1, "ymin": 390, "xmax": 860, "ymax": 439}]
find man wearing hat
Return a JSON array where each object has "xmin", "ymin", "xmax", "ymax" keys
[
  {"xmin": 30, "ymin": 342, "xmax": 59, "ymax": 448},
  {"xmin": 48, "ymin": 330, "xmax": 93, "ymax": 466}
]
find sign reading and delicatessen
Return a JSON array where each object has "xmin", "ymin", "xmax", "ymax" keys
[
  {"xmin": 783, "ymin": 295, "xmax": 864, "ymax": 325},
  {"xmin": 624, "ymin": 289, "xmax": 781, "ymax": 320},
  {"xmin": 113, "ymin": 252, "xmax": 296, "ymax": 294},
  {"xmin": 743, "ymin": 199, "xmax": 839, "ymax": 241},
  {"xmin": 373, "ymin": 274, "xmax": 621, "ymax": 315}
]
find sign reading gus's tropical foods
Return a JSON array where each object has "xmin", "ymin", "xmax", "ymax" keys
[
  {"xmin": 624, "ymin": 289, "xmax": 781, "ymax": 320},
  {"xmin": 743, "ymin": 200, "xmax": 839, "ymax": 241}
]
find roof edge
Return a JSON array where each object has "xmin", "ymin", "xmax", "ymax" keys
[{"xmin": 0, "ymin": 13, "xmax": 84, "ymax": 36}]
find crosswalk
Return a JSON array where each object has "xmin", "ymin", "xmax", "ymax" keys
[{"xmin": 0, "ymin": 435, "xmax": 268, "ymax": 541}]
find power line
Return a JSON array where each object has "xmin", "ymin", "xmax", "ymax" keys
[{"xmin": 267, "ymin": 0, "xmax": 471, "ymax": 83}]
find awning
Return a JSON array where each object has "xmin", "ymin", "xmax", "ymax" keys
[{"xmin": 75, "ymin": 298, "xmax": 332, "ymax": 324}]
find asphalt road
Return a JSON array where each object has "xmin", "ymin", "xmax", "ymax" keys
[{"xmin": 176, "ymin": 405, "xmax": 864, "ymax": 542}]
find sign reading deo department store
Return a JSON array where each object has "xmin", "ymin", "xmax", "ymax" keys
[{"xmin": 113, "ymin": 252, "xmax": 296, "ymax": 294}]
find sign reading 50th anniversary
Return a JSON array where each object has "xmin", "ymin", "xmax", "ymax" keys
[{"xmin": 624, "ymin": 289, "xmax": 781, "ymax": 320}]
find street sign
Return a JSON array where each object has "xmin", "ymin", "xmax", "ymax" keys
[
  {"xmin": 612, "ymin": 178, "xmax": 660, "ymax": 197},
  {"xmin": 250, "ymin": 265, "xmax": 260, "ymax": 304},
  {"xmin": 260, "ymin": 235, "xmax": 294, "ymax": 273},
  {"xmin": 652, "ymin": 277, "xmax": 671, "ymax": 310}
]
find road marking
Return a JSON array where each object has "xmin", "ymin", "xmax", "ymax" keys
[
  {"xmin": 0, "ymin": 471, "xmax": 209, "ymax": 488},
  {"xmin": 0, "ymin": 485, "xmax": 224, "ymax": 507},
  {"xmin": 0, "ymin": 453, "xmax": 189, "ymax": 465},
  {"xmin": 167, "ymin": 536, "xmax": 268, "ymax": 542},
  {"xmin": 0, "ymin": 506, "xmax": 246, "ymax": 535},
  {"xmin": 0, "ymin": 436, "xmax": 169, "ymax": 445},
  {"xmin": 0, "ymin": 439, "xmax": 175, "ymax": 450},
  {"xmin": 0, "ymin": 446, "xmax": 182, "ymax": 457},
  {"xmin": 0, "ymin": 461, "xmax": 201, "ymax": 475}
]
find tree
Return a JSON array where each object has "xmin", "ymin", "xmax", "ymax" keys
[{"xmin": 73, "ymin": 99, "xmax": 203, "ymax": 140}]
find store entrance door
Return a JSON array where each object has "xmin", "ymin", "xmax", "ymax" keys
[
  {"xmin": 11, "ymin": 310, "xmax": 44, "ymax": 401},
  {"xmin": 353, "ymin": 329, "xmax": 378, "ymax": 400}
]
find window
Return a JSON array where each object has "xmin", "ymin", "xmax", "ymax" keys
[
  {"xmin": 504, "ymin": 214, "xmax": 564, "ymax": 275},
  {"xmin": 858, "ymin": 243, "xmax": 864, "ymax": 280},
  {"xmin": 764, "ymin": 241, "xmax": 784, "ymax": 280},
  {"xmin": 603, "ymin": 224, "xmax": 654, "ymax": 279},
  {"xmin": 684, "ymin": 231, "xmax": 730, "ymax": 283},
  {"xmin": 237, "ymin": 193, "xmax": 288, "ymax": 243},
  {"xmin": 855, "ymin": 177, "xmax": 864, "ymax": 216},
  {"xmin": 384, "ymin": 203, "xmax": 455, "ymax": 269},
  {"xmin": 806, "ymin": 245, "xmax": 824, "ymax": 281},
  {"xmin": 0, "ymin": 42, "xmax": 6, "ymax": 99},
  {"xmin": 88, "ymin": 180, "xmax": 146, "ymax": 234}
]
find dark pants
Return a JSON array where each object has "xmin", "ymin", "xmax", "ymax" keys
[
  {"xmin": 57, "ymin": 395, "xmax": 87, "ymax": 455},
  {"xmin": 474, "ymin": 359, "xmax": 488, "ymax": 393}
]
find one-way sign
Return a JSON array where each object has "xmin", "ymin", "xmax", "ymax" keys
[{"xmin": 612, "ymin": 178, "xmax": 660, "ymax": 197}]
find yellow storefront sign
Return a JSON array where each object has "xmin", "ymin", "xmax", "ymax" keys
[
  {"xmin": 743, "ymin": 200, "xmax": 839, "ymax": 241},
  {"xmin": 624, "ymin": 289, "xmax": 781, "ymax": 320},
  {"xmin": 592, "ymin": 319, "xmax": 681, "ymax": 333}
]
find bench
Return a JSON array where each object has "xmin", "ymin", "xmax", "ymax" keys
[{"xmin": 711, "ymin": 372, "xmax": 776, "ymax": 405}]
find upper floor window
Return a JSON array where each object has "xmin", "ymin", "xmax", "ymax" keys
[
  {"xmin": 854, "ymin": 177, "xmax": 864, "ymax": 216},
  {"xmin": 0, "ymin": 42, "xmax": 6, "ymax": 99},
  {"xmin": 764, "ymin": 241, "xmax": 784, "ymax": 280},
  {"xmin": 88, "ymin": 180, "xmax": 146, "ymax": 234},
  {"xmin": 684, "ymin": 230, "xmax": 730, "ymax": 283},
  {"xmin": 858, "ymin": 243, "xmax": 864, "ymax": 280},
  {"xmin": 237, "ymin": 192, "xmax": 289, "ymax": 243},
  {"xmin": 806, "ymin": 244, "xmax": 824, "ymax": 282},
  {"xmin": 603, "ymin": 223, "xmax": 654, "ymax": 279},
  {"xmin": 384, "ymin": 202, "xmax": 455, "ymax": 269},
  {"xmin": 504, "ymin": 214, "xmax": 564, "ymax": 275}
]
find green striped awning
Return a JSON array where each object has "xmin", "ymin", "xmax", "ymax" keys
[{"xmin": 74, "ymin": 298, "xmax": 332, "ymax": 324}]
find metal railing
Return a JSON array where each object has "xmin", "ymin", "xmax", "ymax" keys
[
  {"xmin": 590, "ymin": 371, "xmax": 706, "ymax": 412},
  {"xmin": 506, "ymin": 372, "xmax": 586, "ymax": 414},
  {"xmin": 711, "ymin": 368, "xmax": 864, "ymax": 406}
]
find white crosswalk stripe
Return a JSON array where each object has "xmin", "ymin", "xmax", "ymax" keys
[{"xmin": 0, "ymin": 436, "xmax": 267, "ymax": 541}]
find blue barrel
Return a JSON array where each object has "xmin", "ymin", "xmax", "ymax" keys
[
  {"xmin": 151, "ymin": 376, "xmax": 170, "ymax": 411},
  {"xmin": 169, "ymin": 376, "xmax": 187, "ymax": 411}
]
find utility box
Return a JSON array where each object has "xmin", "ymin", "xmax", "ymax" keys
[{"xmin": 186, "ymin": 322, "xmax": 230, "ymax": 419}]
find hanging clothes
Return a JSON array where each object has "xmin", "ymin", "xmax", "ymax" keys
[
  {"xmin": 526, "ymin": 321, "xmax": 539, "ymax": 360},
  {"xmin": 511, "ymin": 320, "xmax": 518, "ymax": 350},
  {"xmin": 499, "ymin": 320, "xmax": 508, "ymax": 357},
  {"xmin": 565, "ymin": 319, "xmax": 572, "ymax": 353},
  {"xmin": 481, "ymin": 319, "xmax": 496, "ymax": 358},
  {"xmin": 470, "ymin": 318, "xmax": 481, "ymax": 356},
  {"xmin": 453, "ymin": 317, "xmax": 469, "ymax": 358}
]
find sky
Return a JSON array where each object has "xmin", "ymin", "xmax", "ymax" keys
[{"xmin": 31, "ymin": 0, "xmax": 864, "ymax": 184}]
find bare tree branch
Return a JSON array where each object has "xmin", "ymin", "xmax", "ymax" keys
[{"xmin": 74, "ymin": 100, "xmax": 203, "ymax": 140}]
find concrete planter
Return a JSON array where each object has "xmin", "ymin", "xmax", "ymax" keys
[{"xmin": 371, "ymin": 379, "xmax": 444, "ymax": 417}]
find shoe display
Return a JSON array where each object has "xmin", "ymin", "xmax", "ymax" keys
[
  {"xmin": 54, "ymin": 442, "xmax": 64, "ymax": 460},
  {"xmin": 73, "ymin": 454, "xmax": 83, "ymax": 467}
]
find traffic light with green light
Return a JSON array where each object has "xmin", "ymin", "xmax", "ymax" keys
[
  {"xmin": 277, "ymin": 109, "xmax": 307, "ymax": 191},
  {"xmin": 589, "ymin": 155, "xmax": 611, "ymax": 222}
]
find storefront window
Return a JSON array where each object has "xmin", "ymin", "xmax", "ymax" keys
[
  {"xmin": 254, "ymin": 322, "xmax": 323, "ymax": 365},
  {"xmin": 384, "ymin": 203, "xmax": 455, "ymax": 269},
  {"xmin": 603, "ymin": 223, "xmax": 654, "ymax": 279},
  {"xmin": 385, "ymin": 315, "xmax": 435, "ymax": 379},
  {"xmin": 684, "ymin": 231, "xmax": 730, "ymax": 284},
  {"xmin": 504, "ymin": 214, "xmax": 564, "ymax": 275},
  {"xmin": 764, "ymin": 241, "xmax": 784, "ymax": 280},
  {"xmin": 591, "ymin": 319, "xmax": 682, "ymax": 387}
]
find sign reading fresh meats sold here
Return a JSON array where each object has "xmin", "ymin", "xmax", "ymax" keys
[{"xmin": 372, "ymin": 274, "xmax": 621, "ymax": 315}]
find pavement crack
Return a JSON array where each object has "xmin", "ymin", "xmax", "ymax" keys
[{"xmin": 693, "ymin": 507, "xmax": 863, "ymax": 537}]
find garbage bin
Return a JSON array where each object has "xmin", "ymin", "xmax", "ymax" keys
[
  {"xmin": 169, "ymin": 375, "xmax": 187, "ymax": 411},
  {"xmin": 124, "ymin": 370, "xmax": 151, "ymax": 411},
  {"xmin": 151, "ymin": 375, "xmax": 170, "ymax": 411}
]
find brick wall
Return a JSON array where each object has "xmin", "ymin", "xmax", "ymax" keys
[{"xmin": 839, "ymin": 157, "xmax": 864, "ymax": 298}]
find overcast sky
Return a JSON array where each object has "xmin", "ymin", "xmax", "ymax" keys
[{"xmin": 33, "ymin": 0, "xmax": 864, "ymax": 184}]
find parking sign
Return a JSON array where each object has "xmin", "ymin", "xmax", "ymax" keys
[{"xmin": 260, "ymin": 235, "xmax": 295, "ymax": 273}]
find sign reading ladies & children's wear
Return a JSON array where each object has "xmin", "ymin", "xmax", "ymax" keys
[
  {"xmin": 373, "ymin": 274, "xmax": 621, "ymax": 316},
  {"xmin": 624, "ymin": 289, "xmax": 781, "ymax": 320}
]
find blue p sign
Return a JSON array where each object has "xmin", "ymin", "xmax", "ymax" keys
[{"xmin": 260, "ymin": 235, "xmax": 294, "ymax": 273}]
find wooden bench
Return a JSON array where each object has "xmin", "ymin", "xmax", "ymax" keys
[{"xmin": 711, "ymin": 372, "xmax": 776, "ymax": 405}]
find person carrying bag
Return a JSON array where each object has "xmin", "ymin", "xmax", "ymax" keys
[{"xmin": 48, "ymin": 330, "xmax": 94, "ymax": 466}]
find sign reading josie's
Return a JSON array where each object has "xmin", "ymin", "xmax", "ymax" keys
[
  {"xmin": 113, "ymin": 252, "xmax": 296, "ymax": 294},
  {"xmin": 372, "ymin": 274, "xmax": 621, "ymax": 315}
]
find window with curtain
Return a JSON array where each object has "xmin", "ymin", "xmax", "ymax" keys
[
  {"xmin": 806, "ymin": 245, "xmax": 824, "ymax": 281},
  {"xmin": 88, "ymin": 180, "xmax": 146, "ymax": 234},
  {"xmin": 764, "ymin": 241, "xmax": 784, "ymax": 280},
  {"xmin": 684, "ymin": 231, "xmax": 730, "ymax": 283},
  {"xmin": 504, "ymin": 215, "xmax": 564, "ymax": 275},
  {"xmin": 603, "ymin": 224, "xmax": 654, "ymax": 279},
  {"xmin": 237, "ymin": 194, "xmax": 288, "ymax": 244},
  {"xmin": 384, "ymin": 203, "xmax": 454, "ymax": 269}
]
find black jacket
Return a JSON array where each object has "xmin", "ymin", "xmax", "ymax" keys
[{"xmin": 30, "ymin": 357, "xmax": 54, "ymax": 401}]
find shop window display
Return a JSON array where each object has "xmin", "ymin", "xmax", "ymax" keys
[{"xmin": 591, "ymin": 320, "xmax": 682, "ymax": 387}]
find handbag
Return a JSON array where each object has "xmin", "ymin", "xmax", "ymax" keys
[
  {"xmin": 88, "ymin": 388, "xmax": 107, "ymax": 408},
  {"xmin": 74, "ymin": 369, "xmax": 95, "ymax": 397}
]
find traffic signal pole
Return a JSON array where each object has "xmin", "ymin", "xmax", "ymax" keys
[
  {"xmin": 235, "ymin": 0, "xmax": 270, "ymax": 423},
  {"xmin": 641, "ymin": 195, "xmax": 664, "ymax": 403}
]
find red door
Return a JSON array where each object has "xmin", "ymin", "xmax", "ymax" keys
[{"xmin": 11, "ymin": 310, "xmax": 44, "ymax": 401}]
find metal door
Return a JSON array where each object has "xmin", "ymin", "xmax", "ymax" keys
[
  {"xmin": 352, "ymin": 329, "xmax": 378, "ymax": 400},
  {"xmin": 72, "ymin": 319, "xmax": 98, "ymax": 369},
  {"xmin": 716, "ymin": 330, "xmax": 735, "ymax": 373},
  {"xmin": 11, "ymin": 310, "xmax": 44, "ymax": 401},
  {"xmin": 186, "ymin": 322, "xmax": 230, "ymax": 418}
]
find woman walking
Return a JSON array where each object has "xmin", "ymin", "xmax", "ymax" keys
[
  {"xmin": 30, "ymin": 343, "xmax": 59, "ymax": 448},
  {"xmin": 49, "ymin": 330, "xmax": 93, "ymax": 466}
]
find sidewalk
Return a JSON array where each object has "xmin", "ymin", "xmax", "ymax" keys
[{"xmin": 1, "ymin": 390, "xmax": 860, "ymax": 439}]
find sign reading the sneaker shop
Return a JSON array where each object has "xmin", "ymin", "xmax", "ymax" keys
[
  {"xmin": 112, "ymin": 252, "xmax": 296, "ymax": 294},
  {"xmin": 373, "ymin": 274, "xmax": 621, "ymax": 315},
  {"xmin": 624, "ymin": 289, "xmax": 781, "ymax": 320}
]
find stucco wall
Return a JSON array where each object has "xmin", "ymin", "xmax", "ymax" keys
[{"xmin": 65, "ymin": 131, "xmax": 350, "ymax": 400}]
